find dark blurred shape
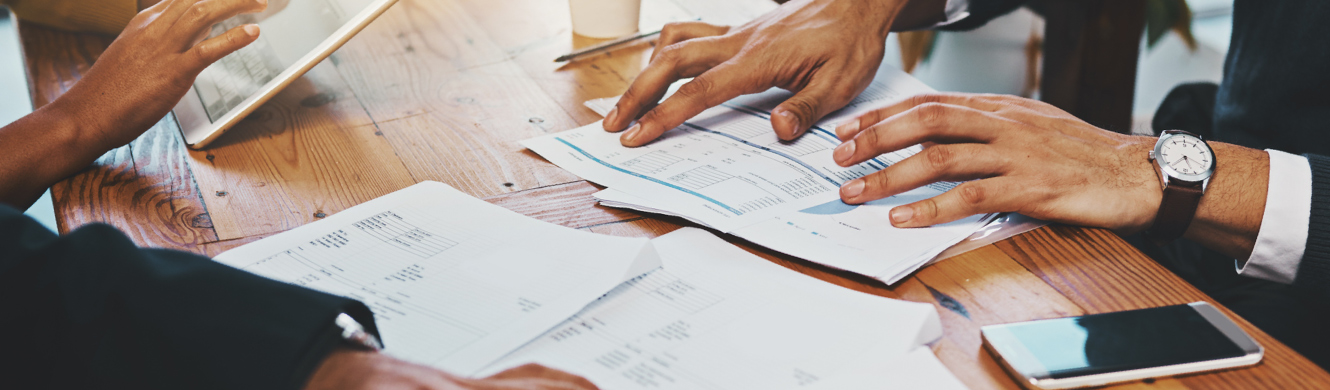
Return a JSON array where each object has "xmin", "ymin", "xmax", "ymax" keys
[{"xmin": 1152, "ymin": 82, "xmax": 1219, "ymax": 138}]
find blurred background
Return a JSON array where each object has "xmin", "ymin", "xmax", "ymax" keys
[{"xmin": 883, "ymin": 0, "xmax": 1231, "ymax": 135}]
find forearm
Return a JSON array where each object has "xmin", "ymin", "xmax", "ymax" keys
[
  {"xmin": 1181, "ymin": 142, "xmax": 1269, "ymax": 260},
  {"xmin": 0, "ymin": 99, "xmax": 114, "ymax": 209}
]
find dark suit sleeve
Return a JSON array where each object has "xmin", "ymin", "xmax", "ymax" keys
[
  {"xmin": 0, "ymin": 205, "xmax": 379, "ymax": 390},
  {"xmin": 934, "ymin": 0, "xmax": 1030, "ymax": 31},
  {"xmin": 1296, "ymin": 154, "xmax": 1330, "ymax": 299}
]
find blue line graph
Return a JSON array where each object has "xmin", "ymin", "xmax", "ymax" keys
[{"xmin": 554, "ymin": 138, "xmax": 744, "ymax": 216}]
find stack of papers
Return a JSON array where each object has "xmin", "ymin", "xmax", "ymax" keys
[
  {"xmin": 524, "ymin": 66, "xmax": 997, "ymax": 284},
  {"xmin": 215, "ymin": 182, "xmax": 968, "ymax": 389}
]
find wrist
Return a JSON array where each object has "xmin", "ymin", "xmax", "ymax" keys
[
  {"xmin": 1116, "ymin": 136, "xmax": 1164, "ymax": 234},
  {"xmin": 1183, "ymin": 142, "xmax": 1268, "ymax": 258}
]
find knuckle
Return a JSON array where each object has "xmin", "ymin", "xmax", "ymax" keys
[
  {"xmin": 918, "ymin": 198, "xmax": 940, "ymax": 220},
  {"xmin": 863, "ymin": 171, "xmax": 890, "ymax": 192},
  {"xmin": 909, "ymin": 94, "xmax": 942, "ymax": 107},
  {"xmin": 675, "ymin": 76, "xmax": 715, "ymax": 101},
  {"xmin": 184, "ymin": 4, "xmax": 211, "ymax": 24},
  {"xmin": 191, "ymin": 45, "xmax": 212, "ymax": 64},
  {"xmin": 638, "ymin": 106, "xmax": 667, "ymax": 124},
  {"xmin": 923, "ymin": 145, "xmax": 955, "ymax": 172},
  {"xmin": 785, "ymin": 97, "xmax": 818, "ymax": 118},
  {"xmin": 914, "ymin": 102, "xmax": 949, "ymax": 130},
  {"xmin": 957, "ymin": 183, "xmax": 987, "ymax": 206},
  {"xmin": 654, "ymin": 43, "xmax": 687, "ymax": 65},
  {"xmin": 858, "ymin": 126, "xmax": 880, "ymax": 148}
]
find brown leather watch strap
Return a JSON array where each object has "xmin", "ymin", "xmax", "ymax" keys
[{"xmin": 1145, "ymin": 180, "xmax": 1204, "ymax": 244}]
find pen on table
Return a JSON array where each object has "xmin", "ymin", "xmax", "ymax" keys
[{"xmin": 554, "ymin": 30, "xmax": 662, "ymax": 62}]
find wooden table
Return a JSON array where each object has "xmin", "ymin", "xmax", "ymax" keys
[{"xmin": 20, "ymin": 0, "xmax": 1330, "ymax": 388}]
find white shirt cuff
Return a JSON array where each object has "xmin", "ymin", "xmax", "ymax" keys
[
  {"xmin": 1237, "ymin": 149, "xmax": 1311, "ymax": 284},
  {"xmin": 930, "ymin": 0, "xmax": 971, "ymax": 28}
]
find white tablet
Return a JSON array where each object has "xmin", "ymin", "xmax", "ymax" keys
[{"xmin": 174, "ymin": 0, "xmax": 397, "ymax": 149}]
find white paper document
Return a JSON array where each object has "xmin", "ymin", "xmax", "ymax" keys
[
  {"xmin": 482, "ymin": 228, "xmax": 944, "ymax": 389},
  {"xmin": 214, "ymin": 183, "xmax": 965, "ymax": 388},
  {"xmin": 213, "ymin": 181, "xmax": 659, "ymax": 375},
  {"xmin": 524, "ymin": 66, "xmax": 996, "ymax": 284}
]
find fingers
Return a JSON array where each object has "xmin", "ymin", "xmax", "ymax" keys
[
  {"xmin": 834, "ymin": 93, "xmax": 1016, "ymax": 141},
  {"xmin": 771, "ymin": 73, "xmax": 860, "ymax": 140},
  {"xmin": 605, "ymin": 37, "xmax": 738, "ymax": 133},
  {"xmin": 619, "ymin": 61, "xmax": 764, "ymax": 147},
  {"xmin": 173, "ymin": 0, "xmax": 268, "ymax": 36},
  {"xmin": 652, "ymin": 21, "xmax": 730, "ymax": 62},
  {"xmin": 832, "ymin": 103, "xmax": 1013, "ymax": 167},
  {"xmin": 839, "ymin": 143, "xmax": 1009, "ymax": 204},
  {"xmin": 189, "ymin": 24, "xmax": 259, "ymax": 68},
  {"xmin": 889, "ymin": 177, "xmax": 1026, "ymax": 228}
]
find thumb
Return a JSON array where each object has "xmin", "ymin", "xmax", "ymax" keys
[{"xmin": 772, "ymin": 76, "xmax": 858, "ymax": 141}]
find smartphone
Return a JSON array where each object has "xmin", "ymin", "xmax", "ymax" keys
[{"xmin": 981, "ymin": 302, "xmax": 1263, "ymax": 389}]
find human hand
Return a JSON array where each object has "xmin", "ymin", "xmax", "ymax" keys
[
  {"xmin": 602, "ymin": 0, "xmax": 917, "ymax": 147},
  {"xmin": 55, "ymin": 0, "xmax": 266, "ymax": 151},
  {"xmin": 830, "ymin": 94, "xmax": 1167, "ymax": 233},
  {"xmin": 304, "ymin": 349, "xmax": 600, "ymax": 390}
]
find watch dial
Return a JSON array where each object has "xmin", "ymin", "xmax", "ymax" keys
[{"xmin": 1158, "ymin": 134, "xmax": 1213, "ymax": 176}]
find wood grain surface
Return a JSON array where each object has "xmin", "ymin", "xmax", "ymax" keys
[{"xmin": 20, "ymin": 0, "xmax": 1330, "ymax": 389}]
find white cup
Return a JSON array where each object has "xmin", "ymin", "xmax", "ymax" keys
[{"xmin": 569, "ymin": 0, "xmax": 642, "ymax": 38}]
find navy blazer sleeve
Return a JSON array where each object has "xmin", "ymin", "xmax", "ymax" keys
[
  {"xmin": 1297, "ymin": 154, "xmax": 1330, "ymax": 299},
  {"xmin": 0, "ymin": 205, "xmax": 378, "ymax": 390}
]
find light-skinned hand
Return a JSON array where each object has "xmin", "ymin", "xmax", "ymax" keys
[
  {"xmin": 830, "ymin": 93, "xmax": 1270, "ymax": 259},
  {"xmin": 303, "ymin": 349, "xmax": 600, "ymax": 390}
]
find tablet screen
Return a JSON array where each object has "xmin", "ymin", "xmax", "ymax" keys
[{"xmin": 192, "ymin": 0, "xmax": 376, "ymax": 122}]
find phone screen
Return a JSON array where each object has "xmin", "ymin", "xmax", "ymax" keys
[{"xmin": 997, "ymin": 305, "xmax": 1247, "ymax": 379}]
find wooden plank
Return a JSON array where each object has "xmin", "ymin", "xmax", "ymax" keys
[
  {"xmin": 185, "ymin": 61, "xmax": 417, "ymax": 240},
  {"xmin": 22, "ymin": 24, "xmax": 218, "ymax": 252},
  {"xmin": 908, "ymin": 246, "xmax": 1086, "ymax": 390},
  {"xmin": 998, "ymin": 226, "xmax": 1330, "ymax": 389},
  {"xmin": 455, "ymin": 0, "xmax": 688, "ymax": 126},
  {"xmin": 328, "ymin": 0, "xmax": 583, "ymax": 197}
]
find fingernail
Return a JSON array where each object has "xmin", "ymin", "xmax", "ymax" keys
[
  {"xmin": 891, "ymin": 206, "xmax": 914, "ymax": 224},
  {"xmin": 833, "ymin": 141, "xmax": 855, "ymax": 164},
  {"xmin": 836, "ymin": 119, "xmax": 859, "ymax": 140},
  {"xmin": 622, "ymin": 123, "xmax": 642, "ymax": 145},
  {"xmin": 605, "ymin": 106, "xmax": 619, "ymax": 127},
  {"xmin": 243, "ymin": 24, "xmax": 259, "ymax": 37},
  {"xmin": 841, "ymin": 179, "xmax": 865, "ymax": 198},
  {"xmin": 776, "ymin": 109, "xmax": 799, "ymax": 138}
]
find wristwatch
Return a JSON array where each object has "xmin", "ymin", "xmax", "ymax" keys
[{"xmin": 1145, "ymin": 130, "xmax": 1216, "ymax": 244}]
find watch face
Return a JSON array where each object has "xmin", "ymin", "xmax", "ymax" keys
[{"xmin": 1157, "ymin": 133, "xmax": 1214, "ymax": 177}]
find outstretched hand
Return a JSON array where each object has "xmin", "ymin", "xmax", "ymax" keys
[
  {"xmin": 60, "ymin": 0, "xmax": 266, "ymax": 151},
  {"xmin": 0, "ymin": 0, "xmax": 266, "ymax": 207},
  {"xmin": 602, "ymin": 0, "xmax": 910, "ymax": 147}
]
